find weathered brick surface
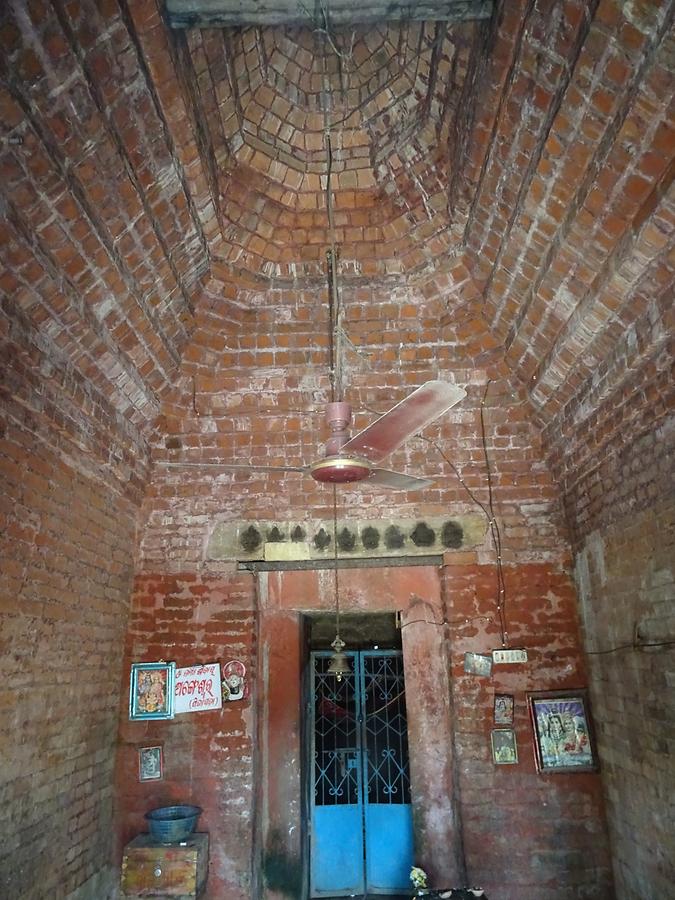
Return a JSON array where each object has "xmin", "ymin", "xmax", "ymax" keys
[
  {"xmin": 141, "ymin": 274, "xmax": 571, "ymax": 573},
  {"xmin": 467, "ymin": 0, "xmax": 675, "ymax": 418},
  {"xmin": 443, "ymin": 562, "xmax": 614, "ymax": 899},
  {"xmin": 1, "ymin": 1, "xmax": 673, "ymax": 897},
  {"xmin": 544, "ymin": 294, "xmax": 675, "ymax": 897},
  {"xmin": 170, "ymin": 21, "xmax": 481, "ymax": 278},
  {"xmin": 570, "ymin": 502, "xmax": 675, "ymax": 900},
  {"xmin": 112, "ymin": 560, "xmax": 614, "ymax": 900},
  {"xmin": 0, "ymin": 305, "xmax": 145, "ymax": 898},
  {"xmin": 114, "ymin": 572, "xmax": 257, "ymax": 900},
  {"xmin": 0, "ymin": 0, "xmax": 207, "ymax": 425}
]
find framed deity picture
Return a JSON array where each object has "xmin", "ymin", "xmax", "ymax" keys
[
  {"xmin": 491, "ymin": 728, "xmax": 518, "ymax": 764},
  {"xmin": 138, "ymin": 746, "xmax": 163, "ymax": 782},
  {"xmin": 527, "ymin": 689, "xmax": 598, "ymax": 774},
  {"xmin": 494, "ymin": 693, "xmax": 514, "ymax": 725},
  {"xmin": 129, "ymin": 661, "xmax": 176, "ymax": 721}
]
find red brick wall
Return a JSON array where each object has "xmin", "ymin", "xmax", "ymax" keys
[
  {"xmin": 544, "ymin": 304, "xmax": 674, "ymax": 897},
  {"xmin": 129, "ymin": 271, "xmax": 618, "ymax": 898},
  {"xmin": 113, "ymin": 560, "xmax": 615, "ymax": 900},
  {"xmin": 0, "ymin": 305, "xmax": 145, "ymax": 897},
  {"xmin": 142, "ymin": 276, "xmax": 568, "ymax": 572},
  {"xmin": 114, "ymin": 572, "xmax": 257, "ymax": 900},
  {"xmin": 444, "ymin": 560, "xmax": 613, "ymax": 900}
]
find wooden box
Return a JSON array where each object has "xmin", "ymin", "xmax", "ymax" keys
[{"xmin": 121, "ymin": 833, "xmax": 209, "ymax": 899}]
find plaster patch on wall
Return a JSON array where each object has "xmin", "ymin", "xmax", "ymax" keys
[
  {"xmin": 574, "ymin": 548, "xmax": 591, "ymax": 606},
  {"xmin": 206, "ymin": 515, "xmax": 486, "ymax": 561},
  {"xmin": 587, "ymin": 531, "xmax": 607, "ymax": 586},
  {"xmin": 574, "ymin": 539, "xmax": 597, "ymax": 648}
]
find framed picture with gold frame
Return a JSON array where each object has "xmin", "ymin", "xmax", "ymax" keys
[
  {"xmin": 491, "ymin": 728, "xmax": 518, "ymax": 765},
  {"xmin": 494, "ymin": 693, "xmax": 514, "ymax": 725},
  {"xmin": 527, "ymin": 689, "xmax": 598, "ymax": 773}
]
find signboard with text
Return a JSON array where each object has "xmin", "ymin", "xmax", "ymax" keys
[{"xmin": 174, "ymin": 663, "xmax": 222, "ymax": 714}]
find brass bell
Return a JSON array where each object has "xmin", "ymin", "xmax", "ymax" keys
[{"xmin": 327, "ymin": 635, "xmax": 350, "ymax": 681}]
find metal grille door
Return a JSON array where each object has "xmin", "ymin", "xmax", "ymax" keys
[{"xmin": 310, "ymin": 651, "xmax": 413, "ymax": 897}]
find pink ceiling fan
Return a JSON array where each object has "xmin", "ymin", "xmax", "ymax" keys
[
  {"xmin": 161, "ymin": 380, "xmax": 465, "ymax": 490},
  {"xmin": 161, "ymin": 132, "xmax": 465, "ymax": 489}
]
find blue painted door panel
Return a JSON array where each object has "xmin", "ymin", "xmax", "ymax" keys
[
  {"xmin": 312, "ymin": 805, "xmax": 365, "ymax": 894},
  {"xmin": 310, "ymin": 651, "xmax": 413, "ymax": 897},
  {"xmin": 365, "ymin": 804, "xmax": 414, "ymax": 891}
]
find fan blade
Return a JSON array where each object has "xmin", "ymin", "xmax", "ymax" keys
[
  {"xmin": 341, "ymin": 381, "xmax": 466, "ymax": 463},
  {"xmin": 363, "ymin": 468, "xmax": 434, "ymax": 490},
  {"xmin": 157, "ymin": 462, "xmax": 308, "ymax": 473}
]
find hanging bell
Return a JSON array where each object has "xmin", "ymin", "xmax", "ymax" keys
[{"xmin": 327, "ymin": 635, "xmax": 350, "ymax": 681}]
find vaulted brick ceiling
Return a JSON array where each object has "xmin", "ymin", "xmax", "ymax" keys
[{"xmin": 1, "ymin": 0, "xmax": 673, "ymax": 431}]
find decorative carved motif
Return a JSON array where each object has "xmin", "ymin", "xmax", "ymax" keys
[{"xmin": 207, "ymin": 515, "xmax": 486, "ymax": 561}]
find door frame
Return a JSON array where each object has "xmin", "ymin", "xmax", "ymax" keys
[
  {"xmin": 256, "ymin": 567, "xmax": 462, "ymax": 900},
  {"xmin": 305, "ymin": 648, "xmax": 413, "ymax": 898}
]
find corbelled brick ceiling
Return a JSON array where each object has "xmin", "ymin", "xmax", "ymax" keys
[{"xmin": 1, "ymin": 0, "xmax": 673, "ymax": 429}]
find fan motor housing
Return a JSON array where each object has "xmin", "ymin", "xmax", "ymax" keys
[{"xmin": 310, "ymin": 456, "xmax": 372, "ymax": 484}]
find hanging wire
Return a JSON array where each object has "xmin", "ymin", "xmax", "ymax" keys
[
  {"xmin": 332, "ymin": 483, "xmax": 341, "ymax": 639},
  {"xmin": 322, "ymin": 32, "xmax": 344, "ymax": 404},
  {"xmin": 415, "ymin": 380, "xmax": 508, "ymax": 647},
  {"xmin": 480, "ymin": 380, "xmax": 508, "ymax": 647},
  {"xmin": 313, "ymin": 5, "xmax": 506, "ymax": 650}
]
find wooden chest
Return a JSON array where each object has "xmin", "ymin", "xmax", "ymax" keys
[{"xmin": 121, "ymin": 833, "xmax": 209, "ymax": 899}]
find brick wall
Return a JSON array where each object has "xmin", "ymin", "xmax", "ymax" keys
[
  {"xmin": 544, "ymin": 301, "xmax": 674, "ymax": 897},
  {"xmin": 112, "ymin": 559, "xmax": 616, "ymax": 900},
  {"xmin": 0, "ymin": 303, "xmax": 146, "ymax": 898},
  {"xmin": 141, "ymin": 276, "xmax": 568, "ymax": 573},
  {"xmin": 127, "ymin": 266, "xmax": 619, "ymax": 898},
  {"xmin": 443, "ymin": 560, "xmax": 613, "ymax": 900},
  {"xmin": 114, "ymin": 572, "xmax": 257, "ymax": 900}
]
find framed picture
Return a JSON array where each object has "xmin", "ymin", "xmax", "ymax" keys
[
  {"xmin": 491, "ymin": 728, "xmax": 518, "ymax": 764},
  {"xmin": 527, "ymin": 689, "xmax": 598, "ymax": 773},
  {"xmin": 494, "ymin": 693, "xmax": 514, "ymax": 725},
  {"xmin": 138, "ymin": 746, "xmax": 163, "ymax": 782},
  {"xmin": 464, "ymin": 652, "xmax": 492, "ymax": 677},
  {"xmin": 129, "ymin": 661, "xmax": 176, "ymax": 720}
]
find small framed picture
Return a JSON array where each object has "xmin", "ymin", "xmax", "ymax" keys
[
  {"xmin": 527, "ymin": 689, "xmax": 598, "ymax": 774},
  {"xmin": 464, "ymin": 652, "xmax": 492, "ymax": 677},
  {"xmin": 138, "ymin": 746, "xmax": 163, "ymax": 782},
  {"xmin": 491, "ymin": 728, "xmax": 518, "ymax": 764},
  {"xmin": 129, "ymin": 661, "xmax": 176, "ymax": 720},
  {"xmin": 494, "ymin": 694, "xmax": 514, "ymax": 725}
]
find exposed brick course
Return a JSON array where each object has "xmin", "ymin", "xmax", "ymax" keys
[
  {"xmin": 1, "ymin": 0, "xmax": 673, "ymax": 897},
  {"xmin": 444, "ymin": 562, "xmax": 613, "ymax": 899},
  {"xmin": 115, "ymin": 572, "xmax": 257, "ymax": 900},
  {"xmin": 140, "ymin": 273, "xmax": 570, "ymax": 575},
  {"xmin": 544, "ymin": 290, "xmax": 675, "ymax": 896},
  {"xmin": 0, "ymin": 304, "xmax": 144, "ymax": 898}
]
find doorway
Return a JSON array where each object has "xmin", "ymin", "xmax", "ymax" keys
[{"xmin": 307, "ymin": 622, "xmax": 413, "ymax": 897}]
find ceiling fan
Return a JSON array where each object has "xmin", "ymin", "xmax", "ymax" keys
[
  {"xmin": 161, "ymin": 380, "xmax": 466, "ymax": 490},
  {"xmin": 160, "ymin": 118, "xmax": 466, "ymax": 491}
]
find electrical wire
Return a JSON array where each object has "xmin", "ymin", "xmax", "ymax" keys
[
  {"xmin": 586, "ymin": 640, "xmax": 675, "ymax": 656},
  {"xmin": 480, "ymin": 380, "xmax": 508, "ymax": 647},
  {"xmin": 399, "ymin": 614, "xmax": 495, "ymax": 630},
  {"xmin": 415, "ymin": 380, "xmax": 508, "ymax": 648},
  {"xmin": 321, "ymin": 18, "xmax": 344, "ymax": 405}
]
